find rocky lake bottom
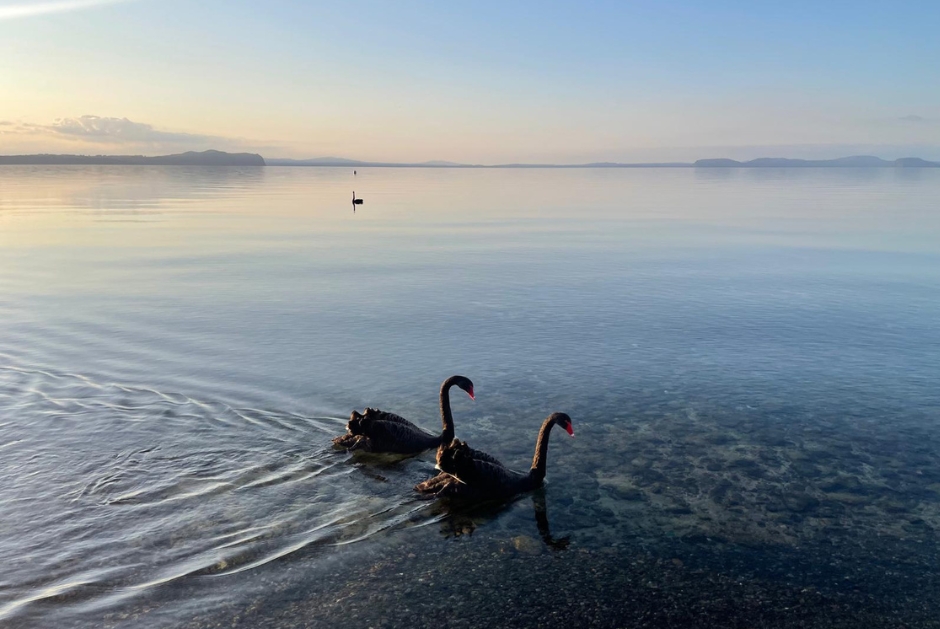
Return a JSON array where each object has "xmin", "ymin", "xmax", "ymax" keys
[{"xmin": 74, "ymin": 390, "xmax": 938, "ymax": 629}]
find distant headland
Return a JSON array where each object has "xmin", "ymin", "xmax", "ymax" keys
[
  {"xmin": 1, "ymin": 151, "xmax": 939, "ymax": 168},
  {"xmin": 0, "ymin": 150, "xmax": 265, "ymax": 166}
]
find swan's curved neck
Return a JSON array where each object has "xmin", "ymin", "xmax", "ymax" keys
[
  {"xmin": 529, "ymin": 416, "xmax": 557, "ymax": 483},
  {"xmin": 439, "ymin": 378, "xmax": 458, "ymax": 443}
]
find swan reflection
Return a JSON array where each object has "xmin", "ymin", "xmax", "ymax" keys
[
  {"xmin": 432, "ymin": 489, "xmax": 570, "ymax": 551},
  {"xmin": 533, "ymin": 489, "xmax": 570, "ymax": 550}
]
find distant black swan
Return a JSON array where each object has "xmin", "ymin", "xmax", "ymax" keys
[
  {"xmin": 352, "ymin": 191, "xmax": 364, "ymax": 205},
  {"xmin": 332, "ymin": 375, "xmax": 474, "ymax": 454},
  {"xmin": 416, "ymin": 412, "xmax": 574, "ymax": 500}
]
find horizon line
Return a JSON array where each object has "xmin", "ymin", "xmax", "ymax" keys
[{"xmin": 2, "ymin": 151, "xmax": 940, "ymax": 168}]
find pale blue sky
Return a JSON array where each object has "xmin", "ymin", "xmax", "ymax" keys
[{"xmin": 1, "ymin": 0, "xmax": 938, "ymax": 161}]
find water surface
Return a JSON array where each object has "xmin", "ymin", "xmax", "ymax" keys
[{"xmin": 1, "ymin": 166, "xmax": 939, "ymax": 627}]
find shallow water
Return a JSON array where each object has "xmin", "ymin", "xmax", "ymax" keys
[{"xmin": 1, "ymin": 166, "xmax": 939, "ymax": 627}]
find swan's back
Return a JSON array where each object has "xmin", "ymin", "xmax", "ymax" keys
[
  {"xmin": 434, "ymin": 439, "xmax": 503, "ymax": 468},
  {"xmin": 359, "ymin": 407, "xmax": 413, "ymax": 426},
  {"xmin": 333, "ymin": 407, "xmax": 439, "ymax": 453},
  {"xmin": 438, "ymin": 439, "xmax": 531, "ymax": 496}
]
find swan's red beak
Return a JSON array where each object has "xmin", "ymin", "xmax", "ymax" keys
[
  {"xmin": 467, "ymin": 387, "xmax": 475, "ymax": 400},
  {"xmin": 564, "ymin": 424, "xmax": 574, "ymax": 437}
]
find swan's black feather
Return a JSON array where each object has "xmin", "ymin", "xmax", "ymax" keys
[
  {"xmin": 333, "ymin": 411, "xmax": 439, "ymax": 453},
  {"xmin": 333, "ymin": 376, "xmax": 474, "ymax": 455},
  {"xmin": 415, "ymin": 414, "xmax": 573, "ymax": 500}
]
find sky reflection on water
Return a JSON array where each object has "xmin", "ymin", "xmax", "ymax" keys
[{"xmin": 1, "ymin": 166, "xmax": 939, "ymax": 627}]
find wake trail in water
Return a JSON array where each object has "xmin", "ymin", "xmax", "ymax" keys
[{"xmin": 0, "ymin": 358, "xmax": 441, "ymax": 625}]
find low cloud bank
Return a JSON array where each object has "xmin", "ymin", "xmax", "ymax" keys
[{"xmin": 0, "ymin": 115, "xmax": 274, "ymax": 155}]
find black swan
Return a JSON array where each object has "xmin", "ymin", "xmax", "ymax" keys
[
  {"xmin": 415, "ymin": 412, "xmax": 574, "ymax": 500},
  {"xmin": 332, "ymin": 375, "xmax": 474, "ymax": 454},
  {"xmin": 414, "ymin": 437, "xmax": 505, "ymax": 495},
  {"xmin": 352, "ymin": 191, "xmax": 363, "ymax": 205}
]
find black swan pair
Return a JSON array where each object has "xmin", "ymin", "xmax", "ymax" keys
[{"xmin": 332, "ymin": 375, "xmax": 573, "ymax": 500}]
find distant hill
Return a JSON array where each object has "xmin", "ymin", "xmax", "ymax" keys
[
  {"xmin": 690, "ymin": 158, "xmax": 742, "ymax": 167},
  {"xmin": 419, "ymin": 160, "xmax": 464, "ymax": 167},
  {"xmin": 0, "ymin": 150, "xmax": 265, "ymax": 166},
  {"xmin": 694, "ymin": 156, "xmax": 938, "ymax": 168},
  {"xmin": 267, "ymin": 157, "xmax": 366, "ymax": 166},
  {"xmin": 829, "ymin": 156, "xmax": 892, "ymax": 166},
  {"xmin": 894, "ymin": 157, "xmax": 938, "ymax": 167}
]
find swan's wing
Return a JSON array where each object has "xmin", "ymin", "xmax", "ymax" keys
[
  {"xmin": 430, "ymin": 477, "xmax": 474, "ymax": 499},
  {"xmin": 360, "ymin": 408, "xmax": 422, "ymax": 427},
  {"xmin": 415, "ymin": 472, "xmax": 455, "ymax": 494},
  {"xmin": 453, "ymin": 458, "xmax": 526, "ymax": 491},
  {"xmin": 435, "ymin": 440, "xmax": 504, "ymax": 468},
  {"xmin": 336, "ymin": 407, "xmax": 437, "ymax": 453},
  {"xmin": 351, "ymin": 418, "xmax": 438, "ymax": 454},
  {"xmin": 332, "ymin": 433, "xmax": 372, "ymax": 451},
  {"xmin": 367, "ymin": 419, "xmax": 434, "ymax": 440},
  {"xmin": 344, "ymin": 408, "xmax": 422, "ymax": 434},
  {"xmin": 467, "ymin": 446, "xmax": 503, "ymax": 467}
]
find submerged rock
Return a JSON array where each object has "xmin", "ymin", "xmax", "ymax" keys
[
  {"xmin": 597, "ymin": 475, "xmax": 646, "ymax": 501},
  {"xmin": 819, "ymin": 475, "xmax": 866, "ymax": 494},
  {"xmin": 783, "ymin": 492, "xmax": 820, "ymax": 513},
  {"xmin": 511, "ymin": 535, "xmax": 542, "ymax": 555}
]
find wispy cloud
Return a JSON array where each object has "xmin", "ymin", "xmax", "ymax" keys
[
  {"xmin": 0, "ymin": 114, "xmax": 281, "ymax": 155},
  {"xmin": 898, "ymin": 114, "xmax": 929, "ymax": 123},
  {"xmin": 49, "ymin": 115, "xmax": 221, "ymax": 146},
  {"xmin": 0, "ymin": 0, "xmax": 135, "ymax": 21},
  {"xmin": 0, "ymin": 120, "xmax": 47, "ymax": 135}
]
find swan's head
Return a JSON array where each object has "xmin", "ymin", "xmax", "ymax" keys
[
  {"xmin": 449, "ymin": 375, "xmax": 475, "ymax": 400},
  {"xmin": 551, "ymin": 412, "xmax": 574, "ymax": 437}
]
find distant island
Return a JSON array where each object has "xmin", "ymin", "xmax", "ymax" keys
[
  {"xmin": 692, "ymin": 156, "xmax": 939, "ymax": 168},
  {"xmin": 0, "ymin": 150, "xmax": 265, "ymax": 166},
  {"xmin": 1, "ymin": 151, "xmax": 938, "ymax": 168}
]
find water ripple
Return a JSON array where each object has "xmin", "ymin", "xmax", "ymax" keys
[{"xmin": 0, "ymin": 359, "xmax": 437, "ymax": 623}]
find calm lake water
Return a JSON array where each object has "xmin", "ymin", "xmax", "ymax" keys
[{"xmin": 1, "ymin": 166, "xmax": 939, "ymax": 628}]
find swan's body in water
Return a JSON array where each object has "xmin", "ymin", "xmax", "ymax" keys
[
  {"xmin": 416, "ymin": 412, "xmax": 574, "ymax": 500},
  {"xmin": 333, "ymin": 375, "xmax": 474, "ymax": 454}
]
